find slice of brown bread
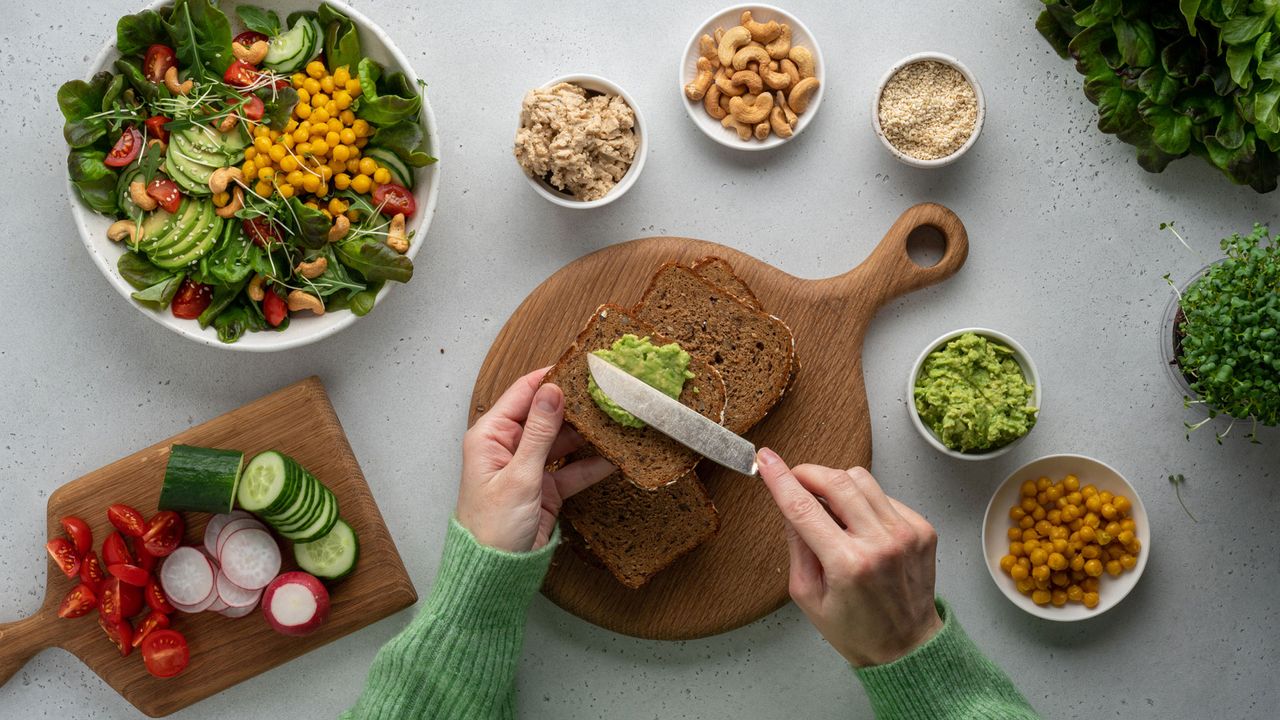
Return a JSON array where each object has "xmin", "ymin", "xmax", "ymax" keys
[
  {"xmin": 543, "ymin": 305, "xmax": 728, "ymax": 490},
  {"xmin": 633, "ymin": 263, "xmax": 796, "ymax": 434},
  {"xmin": 692, "ymin": 256, "xmax": 762, "ymax": 311},
  {"xmin": 560, "ymin": 449, "xmax": 720, "ymax": 589}
]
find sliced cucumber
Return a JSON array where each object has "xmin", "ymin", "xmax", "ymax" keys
[
  {"xmin": 263, "ymin": 467, "xmax": 317, "ymax": 528},
  {"xmin": 158, "ymin": 445, "xmax": 244, "ymax": 513},
  {"xmin": 237, "ymin": 451, "xmax": 296, "ymax": 512},
  {"xmin": 293, "ymin": 519, "xmax": 359, "ymax": 580},
  {"xmin": 364, "ymin": 147, "xmax": 413, "ymax": 188},
  {"xmin": 282, "ymin": 487, "xmax": 338, "ymax": 542},
  {"xmin": 265, "ymin": 17, "xmax": 319, "ymax": 73}
]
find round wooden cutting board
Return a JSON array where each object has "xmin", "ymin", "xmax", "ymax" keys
[{"xmin": 469, "ymin": 203, "xmax": 968, "ymax": 639}]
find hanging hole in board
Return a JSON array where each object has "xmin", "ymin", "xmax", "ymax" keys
[{"xmin": 906, "ymin": 225, "xmax": 946, "ymax": 268}]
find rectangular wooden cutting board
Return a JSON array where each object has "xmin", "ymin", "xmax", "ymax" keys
[{"xmin": 0, "ymin": 377, "xmax": 416, "ymax": 717}]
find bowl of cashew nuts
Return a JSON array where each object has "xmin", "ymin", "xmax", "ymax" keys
[{"xmin": 680, "ymin": 4, "xmax": 824, "ymax": 150}]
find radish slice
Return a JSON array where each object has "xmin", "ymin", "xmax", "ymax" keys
[
  {"xmin": 219, "ymin": 529, "xmax": 281, "ymax": 590},
  {"xmin": 208, "ymin": 596, "xmax": 230, "ymax": 613},
  {"xmin": 216, "ymin": 518, "xmax": 267, "ymax": 559},
  {"xmin": 216, "ymin": 570, "xmax": 262, "ymax": 608},
  {"xmin": 204, "ymin": 511, "xmax": 252, "ymax": 553},
  {"xmin": 160, "ymin": 547, "xmax": 215, "ymax": 606},
  {"xmin": 218, "ymin": 603, "xmax": 257, "ymax": 619},
  {"xmin": 170, "ymin": 579, "xmax": 218, "ymax": 613},
  {"xmin": 262, "ymin": 572, "xmax": 330, "ymax": 636}
]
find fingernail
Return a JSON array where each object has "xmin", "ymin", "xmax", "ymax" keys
[
  {"xmin": 535, "ymin": 384, "xmax": 562, "ymax": 413},
  {"xmin": 758, "ymin": 447, "xmax": 781, "ymax": 467}
]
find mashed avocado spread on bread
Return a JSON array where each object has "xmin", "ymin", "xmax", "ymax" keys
[{"xmin": 588, "ymin": 335, "xmax": 694, "ymax": 428}]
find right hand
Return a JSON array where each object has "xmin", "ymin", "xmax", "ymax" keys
[{"xmin": 756, "ymin": 448, "xmax": 944, "ymax": 668}]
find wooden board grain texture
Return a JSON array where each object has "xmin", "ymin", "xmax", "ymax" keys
[
  {"xmin": 0, "ymin": 377, "xmax": 417, "ymax": 716},
  {"xmin": 469, "ymin": 203, "xmax": 968, "ymax": 639}
]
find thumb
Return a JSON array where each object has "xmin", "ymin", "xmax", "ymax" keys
[{"xmin": 509, "ymin": 383, "xmax": 565, "ymax": 475}]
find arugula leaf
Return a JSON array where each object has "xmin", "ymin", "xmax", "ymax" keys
[
  {"xmin": 354, "ymin": 58, "xmax": 421, "ymax": 127},
  {"xmin": 118, "ymin": 251, "xmax": 173, "ymax": 290},
  {"xmin": 131, "ymin": 272, "xmax": 186, "ymax": 310},
  {"xmin": 163, "ymin": 0, "xmax": 233, "ymax": 78},
  {"xmin": 68, "ymin": 149, "xmax": 120, "ymax": 214},
  {"xmin": 235, "ymin": 5, "xmax": 281, "ymax": 36},
  {"xmin": 117, "ymin": 9, "xmax": 169, "ymax": 57},
  {"xmin": 336, "ymin": 238, "xmax": 414, "ymax": 283},
  {"xmin": 58, "ymin": 72, "xmax": 114, "ymax": 148},
  {"xmin": 370, "ymin": 119, "xmax": 437, "ymax": 167},
  {"xmin": 318, "ymin": 3, "xmax": 362, "ymax": 71}
]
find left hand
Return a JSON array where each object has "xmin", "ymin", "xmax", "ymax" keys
[{"xmin": 456, "ymin": 368, "xmax": 616, "ymax": 552}]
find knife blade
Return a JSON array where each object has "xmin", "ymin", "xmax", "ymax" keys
[{"xmin": 586, "ymin": 354, "xmax": 759, "ymax": 476}]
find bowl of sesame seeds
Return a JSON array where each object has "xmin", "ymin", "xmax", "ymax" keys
[{"xmin": 873, "ymin": 52, "xmax": 984, "ymax": 168}]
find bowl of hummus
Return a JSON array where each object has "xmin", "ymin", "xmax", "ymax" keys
[
  {"xmin": 513, "ymin": 75, "xmax": 646, "ymax": 208},
  {"xmin": 908, "ymin": 328, "xmax": 1041, "ymax": 460}
]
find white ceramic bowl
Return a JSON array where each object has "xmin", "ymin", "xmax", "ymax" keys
[
  {"xmin": 680, "ymin": 4, "xmax": 824, "ymax": 151},
  {"xmin": 872, "ymin": 52, "xmax": 984, "ymax": 168},
  {"xmin": 516, "ymin": 74, "xmax": 647, "ymax": 209},
  {"xmin": 68, "ymin": 0, "xmax": 440, "ymax": 352},
  {"xmin": 907, "ymin": 328, "xmax": 1041, "ymax": 461},
  {"xmin": 982, "ymin": 454, "xmax": 1151, "ymax": 622}
]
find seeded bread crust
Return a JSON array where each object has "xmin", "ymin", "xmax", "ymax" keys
[
  {"xmin": 542, "ymin": 304, "xmax": 728, "ymax": 490},
  {"xmin": 633, "ymin": 263, "xmax": 797, "ymax": 434},
  {"xmin": 692, "ymin": 256, "xmax": 763, "ymax": 310}
]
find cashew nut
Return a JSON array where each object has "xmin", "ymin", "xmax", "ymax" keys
[
  {"xmin": 731, "ymin": 45, "xmax": 770, "ymax": 72},
  {"xmin": 719, "ymin": 92, "xmax": 732, "ymax": 114},
  {"xmin": 296, "ymin": 256, "xmax": 328, "ymax": 279},
  {"xmin": 788, "ymin": 46, "xmax": 815, "ymax": 79},
  {"xmin": 740, "ymin": 11, "xmax": 782, "ymax": 43},
  {"xmin": 788, "ymin": 77, "xmax": 820, "ymax": 114},
  {"xmin": 721, "ymin": 114, "xmax": 753, "ymax": 141},
  {"xmin": 703, "ymin": 83, "xmax": 727, "ymax": 120},
  {"xmin": 770, "ymin": 105, "xmax": 793, "ymax": 138},
  {"xmin": 208, "ymin": 166, "xmax": 244, "ymax": 194},
  {"xmin": 776, "ymin": 91, "xmax": 797, "ymax": 125},
  {"xmin": 780, "ymin": 58, "xmax": 801, "ymax": 88},
  {"xmin": 698, "ymin": 33, "xmax": 719, "ymax": 68},
  {"xmin": 684, "ymin": 56, "xmax": 714, "ymax": 101},
  {"xmin": 232, "ymin": 40, "xmax": 269, "ymax": 65},
  {"xmin": 754, "ymin": 121, "xmax": 770, "ymax": 141},
  {"xmin": 286, "ymin": 290, "xmax": 325, "ymax": 315},
  {"xmin": 128, "ymin": 181, "xmax": 158, "ymax": 212},
  {"xmin": 729, "ymin": 92, "xmax": 773, "ymax": 124},
  {"xmin": 328, "ymin": 214, "xmax": 351, "ymax": 243},
  {"xmin": 107, "ymin": 219, "xmax": 140, "ymax": 243},
  {"xmin": 730, "ymin": 70, "xmax": 763, "ymax": 95},
  {"xmin": 216, "ymin": 186, "xmax": 244, "ymax": 219},
  {"xmin": 385, "ymin": 213, "xmax": 408, "ymax": 254},
  {"xmin": 717, "ymin": 26, "xmax": 752, "ymax": 67},
  {"xmin": 218, "ymin": 112, "xmax": 239, "ymax": 133},
  {"xmin": 761, "ymin": 60, "xmax": 792, "ymax": 91},
  {"xmin": 714, "ymin": 68, "xmax": 746, "ymax": 97},
  {"xmin": 714, "ymin": 27, "xmax": 724, "ymax": 44},
  {"xmin": 163, "ymin": 66, "xmax": 192, "ymax": 95},
  {"xmin": 246, "ymin": 274, "xmax": 266, "ymax": 302},
  {"xmin": 766, "ymin": 24, "xmax": 792, "ymax": 60}
]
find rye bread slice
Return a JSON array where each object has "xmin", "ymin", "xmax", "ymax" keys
[
  {"xmin": 633, "ymin": 263, "xmax": 796, "ymax": 434},
  {"xmin": 560, "ymin": 449, "xmax": 720, "ymax": 589},
  {"xmin": 692, "ymin": 256, "xmax": 762, "ymax": 311},
  {"xmin": 543, "ymin": 305, "xmax": 728, "ymax": 490}
]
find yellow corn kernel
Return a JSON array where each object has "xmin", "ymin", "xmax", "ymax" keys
[
  {"xmin": 244, "ymin": 147, "xmax": 259, "ymax": 161},
  {"xmin": 295, "ymin": 102, "xmax": 312, "ymax": 119},
  {"xmin": 320, "ymin": 76, "xmax": 335, "ymax": 94},
  {"xmin": 212, "ymin": 191, "xmax": 230, "ymax": 207},
  {"xmin": 306, "ymin": 60, "xmax": 326, "ymax": 79},
  {"xmin": 339, "ymin": 128, "xmax": 356, "ymax": 145},
  {"xmin": 358, "ymin": 157, "xmax": 378, "ymax": 176},
  {"xmin": 339, "ymin": 110, "xmax": 356, "ymax": 125},
  {"xmin": 254, "ymin": 179, "xmax": 273, "ymax": 197},
  {"xmin": 332, "ymin": 144, "xmax": 350, "ymax": 163},
  {"xmin": 351, "ymin": 174, "xmax": 372, "ymax": 193},
  {"xmin": 280, "ymin": 155, "xmax": 299, "ymax": 172},
  {"xmin": 310, "ymin": 108, "xmax": 329, "ymax": 124},
  {"xmin": 310, "ymin": 139, "xmax": 330, "ymax": 157},
  {"xmin": 277, "ymin": 183, "xmax": 295, "ymax": 199},
  {"xmin": 268, "ymin": 144, "xmax": 287, "ymax": 163},
  {"xmin": 373, "ymin": 167, "xmax": 391, "ymax": 185},
  {"xmin": 328, "ymin": 197, "xmax": 347, "ymax": 215},
  {"xmin": 301, "ymin": 174, "xmax": 321, "ymax": 193},
  {"xmin": 334, "ymin": 172, "xmax": 352, "ymax": 190}
]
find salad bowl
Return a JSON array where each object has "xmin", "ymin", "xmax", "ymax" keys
[{"xmin": 67, "ymin": 0, "xmax": 440, "ymax": 351}]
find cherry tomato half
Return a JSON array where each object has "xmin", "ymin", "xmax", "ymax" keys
[
  {"xmin": 107, "ymin": 504, "xmax": 147, "ymax": 538},
  {"xmin": 144, "ymin": 44, "xmax": 177, "ymax": 84},
  {"xmin": 241, "ymin": 93, "xmax": 265, "ymax": 121},
  {"xmin": 144, "ymin": 115, "xmax": 171, "ymax": 145},
  {"xmin": 99, "ymin": 577, "xmax": 123, "ymax": 623},
  {"xmin": 141, "ymin": 629, "xmax": 190, "ymax": 678},
  {"xmin": 60, "ymin": 516, "xmax": 93, "ymax": 555},
  {"xmin": 263, "ymin": 287, "xmax": 288, "ymax": 327},
  {"xmin": 170, "ymin": 279, "xmax": 213, "ymax": 320},
  {"xmin": 46, "ymin": 538, "xmax": 81, "ymax": 579},
  {"xmin": 120, "ymin": 581, "xmax": 144, "ymax": 619},
  {"xmin": 135, "ymin": 543, "xmax": 158, "ymax": 572},
  {"xmin": 98, "ymin": 614, "xmax": 133, "ymax": 657},
  {"xmin": 223, "ymin": 59, "xmax": 259, "ymax": 87},
  {"xmin": 131, "ymin": 610, "xmax": 171, "ymax": 648},
  {"xmin": 80, "ymin": 550, "xmax": 107, "ymax": 592},
  {"xmin": 58, "ymin": 583, "xmax": 98, "ymax": 619},
  {"xmin": 243, "ymin": 217, "xmax": 280, "ymax": 248},
  {"xmin": 102, "ymin": 531, "xmax": 133, "ymax": 566},
  {"xmin": 371, "ymin": 183, "xmax": 416, "ymax": 218},
  {"xmin": 233, "ymin": 30, "xmax": 269, "ymax": 47},
  {"xmin": 141, "ymin": 511, "xmax": 184, "ymax": 557},
  {"xmin": 108, "ymin": 563, "xmax": 150, "ymax": 587},
  {"xmin": 145, "ymin": 577, "xmax": 174, "ymax": 614},
  {"xmin": 146, "ymin": 177, "xmax": 183, "ymax": 214},
  {"xmin": 105, "ymin": 126, "xmax": 143, "ymax": 168}
]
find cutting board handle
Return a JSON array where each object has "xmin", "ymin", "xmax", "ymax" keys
[
  {"xmin": 827, "ymin": 202, "xmax": 968, "ymax": 307},
  {"xmin": 0, "ymin": 611, "xmax": 59, "ymax": 687}
]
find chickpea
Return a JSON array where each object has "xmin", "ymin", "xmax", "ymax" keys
[
  {"xmin": 1084, "ymin": 559, "xmax": 1104, "ymax": 577},
  {"xmin": 1082, "ymin": 591, "xmax": 1100, "ymax": 608}
]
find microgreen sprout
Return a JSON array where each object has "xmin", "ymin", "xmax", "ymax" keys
[{"xmin": 1167, "ymin": 474, "xmax": 1197, "ymax": 523}]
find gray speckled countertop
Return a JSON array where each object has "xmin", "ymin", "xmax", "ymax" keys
[{"xmin": 2, "ymin": 1, "xmax": 1277, "ymax": 718}]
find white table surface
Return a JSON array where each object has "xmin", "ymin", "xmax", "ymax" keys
[{"xmin": 2, "ymin": 1, "xmax": 1277, "ymax": 718}]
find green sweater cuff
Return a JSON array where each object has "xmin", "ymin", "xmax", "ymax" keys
[
  {"xmin": 426, "ymin": 518, "xmax": 559, "ymax": 627},
  {"xmin": 855, "ymin": 598, "xmax": 1039, "ymax": 719}
]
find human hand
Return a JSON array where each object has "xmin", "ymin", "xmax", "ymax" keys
[
  {"xmin": 756, "ymin": 449, "xmax": 944, "ymax": 667},
  {"xmin": 456, "ymin": 368, "xmax": 615, "ymax": 553}
]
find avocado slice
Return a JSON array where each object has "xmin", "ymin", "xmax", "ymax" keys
[
  {"xmin": 180, "ymin": 125, "xmax": 248, "ymax": 155},
  {"xmin": 163, "ymin": 153, "xmax": 207, "ymax": 196},
  {"xmin": 153, "ymin": 202, "xmax": 214, "ymax": 261},
  {"xmin": 173, "ymin": 130, "xmax": 230, "ymax": 168},
  {"xmin": 145, "ymin": 200, "xmax": 204, "ymax": 256},
  {"xmin": 154, "ymin": 211, "xmax": 222, "ymax": 270},
  {"xmin": 138, "ymin": 207, "xmax": 176, "ymax": 248}
]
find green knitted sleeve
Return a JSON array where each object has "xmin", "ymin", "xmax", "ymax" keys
[
  {"xmin": 341, "ymin": 518, "xmax": 558, "ymax": 720},
  {"xmin": 855, "ymin": 599, "xmax": 1040, "ymax": 719}
]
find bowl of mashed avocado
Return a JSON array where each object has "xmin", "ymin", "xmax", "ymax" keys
[{"xmin": 908, "ymin": 329, "xmax": 1041, "ymax": 460}]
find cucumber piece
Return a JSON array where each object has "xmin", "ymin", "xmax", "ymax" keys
[
  {"xmin": 158, "ymin": 445, "xmax": 245, "ymax": 513},
  {"xmin": 364, "ymin": 147, "xmax": 413, "ymax": 189},
  {"xmin": 237, "ymin": 451, "xmax": 298, "ymax": 512},
  {"xmin": 266, "ymin": 469, "xmax": 318, "ymax": 529},
  {"xmin": 264, "ymin": 18, "xmax": 318, "ymax": 73},
  {"xmin": 293, "ymin": 519, "xmax": 359, "ymax": 580},
  {"xmin": 283, "ymin": 486, "xmax": 338, "ymax": 542}
]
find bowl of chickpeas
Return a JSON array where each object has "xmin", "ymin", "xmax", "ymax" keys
[{"xmin": 982, "ymin": 454, "xmax": 1150, "ymax": 621}]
